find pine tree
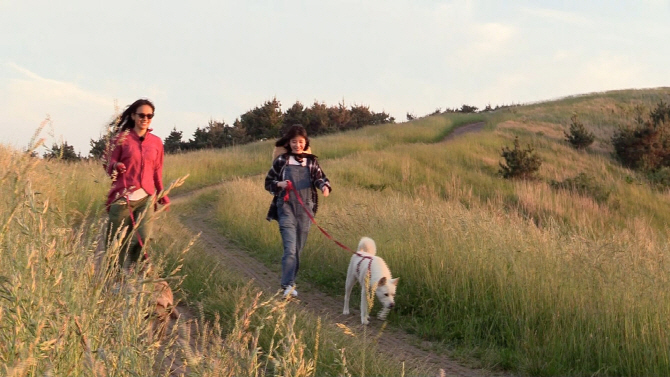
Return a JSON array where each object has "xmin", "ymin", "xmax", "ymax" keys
[
  {"xmin": 499, "ymin": 137, "xmax": 542, "ymax": 179},
  {"xmin": 565, "ymin": 114, "xmax": 595, "ymax": 149}
]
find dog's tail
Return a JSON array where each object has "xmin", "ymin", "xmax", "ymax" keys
[{"xmin": 357, "ymin": 237, "xmax": 376, "ymax": 256}]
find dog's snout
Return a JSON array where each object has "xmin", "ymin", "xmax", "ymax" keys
[{"xmin": 388, "ymin": 302, "xmax": 395, "ymax": 308}]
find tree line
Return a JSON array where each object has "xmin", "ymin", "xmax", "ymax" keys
[
  {"xmin": 82, "ymin": 98, "xmax": 392, "ymax": 159},
  {"xmin": 43, "ymin": 98, "xmax": 511, "ymax": 161}
]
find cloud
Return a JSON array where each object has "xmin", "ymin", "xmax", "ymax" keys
[
  {"xmin": 1, "ymin": 62, "xmax": 117, "ymax": 153},
  {"xmin": 577, "ymin": 53, "xmax": 645, "ymax": 89},
  {"xmin": 641, "ymin": 0, "xmax": 669, "ymax": 7},
  {"xmin": 477, "ymin": 73, "xmax": 529, "ymax": 102},
  {"xmin": 552, "ymin": 49, "xmax": 575, "ymax": 61},
  {"xmin": 472, "ymin": 22, "xmax": 516, "ymax": 53},
  {"xmin": 520, "ymin": 7, "xmax": 591, "ymax": 26},
  {"xmin": 446, "ymin": 22, "xmax": 517, "ymax": 68},
  {"xmin": 7, "ymin": 62, "xmax": 112, "ymax": 109},
  {"xmin": 0, "ymin": 62, "xmax": 222, "ymax": 154},
  {"xmin": 515, "ymin": 52, "xmax": 651, "ymax": 104}
]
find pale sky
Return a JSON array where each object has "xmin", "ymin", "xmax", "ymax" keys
[{"xmin": 1, "ymin": 0, "xmax": 668, "ymax": 154}]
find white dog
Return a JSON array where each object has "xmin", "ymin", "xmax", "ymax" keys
[{"xmin": 343, "ymin": 237, "xmax": 399, "ymax": 325}]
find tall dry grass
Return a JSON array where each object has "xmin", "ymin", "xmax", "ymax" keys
[
  {"xmin": 207, "ymin": 171, "xmax": 670, "ymax": 375},
  {"xmin": 0, "ymin": 143, "xmax": 420, "ymax": 376},
  {"xmin": 160, "ymin": 191, "xmax": 424, "ymax": 377},
  {"xmin": 9, "ymin": 88, "xmax": 670, "ymax": 375},
  {"xmin": 0, "ymin": 144, "xmax": 175, "ymax": 376},
  {"xmin": 508, "ymin": 87, "xmax": 670, "ymax": 149},
  {"xmin": 198, "ymin": 93, "xmax": 670, "ymax": 375}
]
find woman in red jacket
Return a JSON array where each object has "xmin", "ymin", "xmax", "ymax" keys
[{"xmin": 104, "ymin": 98, "xmax": 169, "ymax": 270}]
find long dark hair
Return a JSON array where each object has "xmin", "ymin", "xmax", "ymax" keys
[
  {"xmin": 114, "ymin": 99, "xmax": 155, "ymax": 133},
  {"xmin": 275, "ymin": 124, "xmax": 310, "ymax": 151}
]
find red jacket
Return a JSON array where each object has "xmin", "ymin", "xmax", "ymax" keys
[{"xmin": 105, "ymin": 129, "xmax": 170, "ymax": 210}]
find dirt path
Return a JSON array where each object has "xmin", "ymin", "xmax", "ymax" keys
[
  {"xmin": 167, "ymin": 123, "xmax": 501, "ymax": 377},
  {"xmin": 443, "ymin": 122, "xmax": 486, "ymax": 142}
]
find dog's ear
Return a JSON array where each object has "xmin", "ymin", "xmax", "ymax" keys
[
  {"xmin": 378, "ymin": 276, "xmax": 387, "ymax": 286},
  {"xmin": 391, "ymin": 277, "xmax": 399, "ymax": 286}
]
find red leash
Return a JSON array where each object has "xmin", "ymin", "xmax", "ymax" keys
[
  {"xmin": 282, "ymin": 181, "xmax": 373, "ymax": 275},
  {"xmin": 121, "ymin": 173, "xmax": 148, "ymax": 261},
  {"xmin": 283, "ymin": 180, "xmax": 356, "ymax": 254}
]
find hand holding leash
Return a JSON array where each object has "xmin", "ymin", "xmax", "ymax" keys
[
  {"xmin": 283, "ymin": 180, "xmax": 294, "ymax": 201},
  {"xmin": 282, "ymin": 179, "xmax": 353, "ymax": 253},
  {"xmin": 114, "ymin": 162, "xmax": 127, "ymax": 174}
]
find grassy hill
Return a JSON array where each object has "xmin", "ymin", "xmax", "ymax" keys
[{"xmin": 2, "ymin": 87, "xmax": 670, "ymax": 376}]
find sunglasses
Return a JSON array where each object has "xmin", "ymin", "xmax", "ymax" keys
[{"xmin": 135, "ymin": 113, "xmax": 154, "ymax": 119}]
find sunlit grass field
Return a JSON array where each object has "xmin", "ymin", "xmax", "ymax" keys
[
  {"xmin": 0, "ymin": 142, "xmax": 419, "ymax": 376},
  {"xmin": 3, "ymin": 87, "xmax": 670, "ymax": 376},
  {"xmin": 180, "ymin": 88, "xmax": 670, "ymax": 375}
]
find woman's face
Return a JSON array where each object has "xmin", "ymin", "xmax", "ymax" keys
[
  {"xmin": 131, "ymin": 104, "xmax": 154, "ymax": 133},
  {"xmin": 289, "ymin": 136, "xmax": 306, "ymax": 154}
]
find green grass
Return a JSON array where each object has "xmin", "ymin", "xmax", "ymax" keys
[
  {"xmin": 0, "ymin": 146, "xmax": 174, "ymax": 376},
  {"xmin": 206, "ymin": 171, "xmax": 670, "ymax": 375},
  {"xmin": 0, "ymin": 144, "xmax": 421, "ymax": 376},
  {"xmin": 187, "ymin": 90, "xmax": 670, "ymax": 376},
  {"xmin": 152, "ymin": 193, "xmax": 422, "ymax": 377},
  {"xmin": 6, "ymin": 87, "xmax": 670, "ymax": 376},
  {"xmin": 162, "ymin": 114, "xmax": 481, "ymax": 195}
]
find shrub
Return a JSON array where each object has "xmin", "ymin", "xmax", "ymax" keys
[
  {"xmin": 549, "ymin": 173, "xmax": 611, "ymax": 203},
  {"xmin": 565, "ymin": 114, "xmax": 595, "ymax": 149},
  {"xmin": 611, "ymin": 125, "xmax": 649, "ymax": 170},
  {"xmin": 646, "ymin": 167, "xmax": 670, "ymax": 190},
  {"xmin": 88, "ymin": 135, "xmax": 108, "ymax": 159},
  {"xmin": 499, "ymin": 137, "xmax": 542, "ymax": 179},
  {"xmin": 611, "ymin": 121, "xmax": 670, "ymax": 171},
  {"xmin": 164, "ymin": 127, "xmax": 184, "ymax": 153},
  {"xmin": 650, "ymin": 100, "xmax": 670, "ymax": 126},
  {"xmin": 238, "ymin": 97, "xmax": 284, "ymax": 140},
  {"xmin": 43, "ymin": 141, "xmax": 80, "ymax": 161},
  {"xmin": 612, "ymin": 100, "xmax": 670, "ymax": 170}
]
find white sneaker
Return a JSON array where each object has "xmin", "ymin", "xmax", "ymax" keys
[{"xmin": 283, "ymin": 286, "xmax": 298, "ymax": 298}]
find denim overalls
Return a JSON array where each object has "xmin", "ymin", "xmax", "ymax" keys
[{"xmin": 277, "ymin": 161, "xmax": 313, "ymax": 288}]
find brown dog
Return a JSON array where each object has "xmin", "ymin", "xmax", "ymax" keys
[
  {"xmin": 154, "ymin": 281, "xmax": 176, "ymax": 320},
  {"xmin": 151, "ymin": 280, "xmax": 179, "ymax": 338}
]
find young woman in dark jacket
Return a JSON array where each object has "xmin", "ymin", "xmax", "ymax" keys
[{"xmin": 264, "ymin": 125, "xmax": 331, "ymax": 298}]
